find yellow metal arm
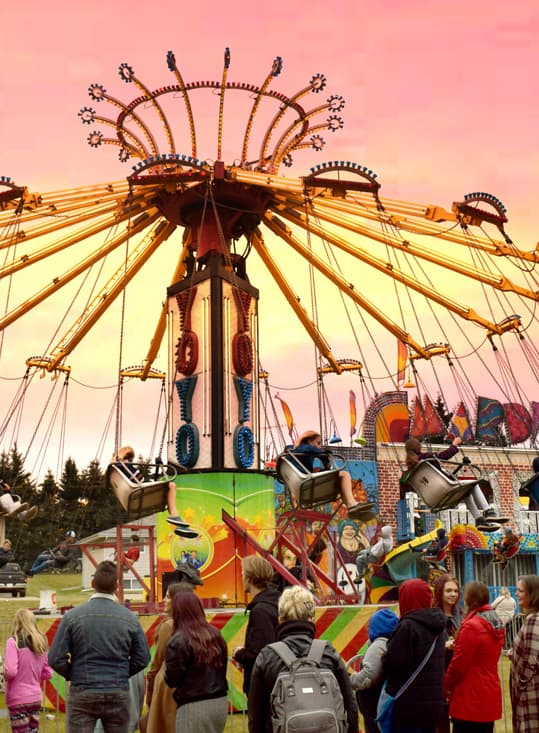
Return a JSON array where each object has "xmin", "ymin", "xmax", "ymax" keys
[
  {"xmin": 251, "ymin": 229, "xmax": 343, "ymax": 374},
  {"xmin": 263, "ymin": 211, "xmax": 430, "ymax": 359}
]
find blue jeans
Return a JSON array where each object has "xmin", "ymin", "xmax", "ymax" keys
[
  {"xmin": 31, "ymin": 553, "xmax": 55, "ymax": 575},
  {"xmin": 68, "ymin": 688, "xmax": 130, "ymax": 733}
]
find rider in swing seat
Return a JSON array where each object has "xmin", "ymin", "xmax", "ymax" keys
[
  {"xmin": 290, "ymin": 430, "xmax": 375, "ymax": 520},
  {"xmin": 115, "ymin": 446, "xmax": 197, "ymax": 539},
  {"xmin": 401, "ymin": 436, "xmax": 507, "ymax": 532}
]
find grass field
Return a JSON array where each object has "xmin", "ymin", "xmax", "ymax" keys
[{"xmin": 0, "ymin": 574, "xmax": 515, "ymax": 732}]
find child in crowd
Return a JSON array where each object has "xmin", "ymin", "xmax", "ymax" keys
[
  {"xmin": 291, "ymin": 430, "xmax": 374, "ymax": 520},
  {"xmin": 4, "ymin": 608, "xmax": 53, "ymax": 733},
  {"xmin": 402, "ymin": 436, "xmax": 506, "ymax": 532},
  {"xmin": 350, "ymin": 608, "xmax": 399, "ymax": 733}
]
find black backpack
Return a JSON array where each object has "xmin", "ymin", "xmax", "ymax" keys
[{"xmin": 269, "ymin": 638, "xmax": 347, "ymax": 733}]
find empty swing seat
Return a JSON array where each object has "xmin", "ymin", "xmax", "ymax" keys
[
  {"xmin": 276, "ymin": 453, "xmax": 341, "ymax": 509},
  {"xmin": 402, "ymin": 460, "xmax": 484, "ymax": 513},
  {"xmin": 105, "ymin": 463, "xmax": 170, "ymax": 520}
]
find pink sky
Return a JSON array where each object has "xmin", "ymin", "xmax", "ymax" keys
[{"xmin": 1, "ymin": 1, "xmax": 539, "ymax": 476}]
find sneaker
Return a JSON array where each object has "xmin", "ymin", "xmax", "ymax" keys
[
  {"xmin": 19, "ymin": 506, "xmax": 38, "ymax": 522},
  {"xmin": 483, "ymin": 508, "xmax": 509, "ymax": 523},
  {"xmin": 174, "ymin": 527, "xmax": 199, "ymax": 539},
  {"xmin": 475, "ymin": 518, "xmax": 501, "ymax": 533},
  {"xmin": 167, "ymin": 516, "xmax": 190, "ymax": 528}
]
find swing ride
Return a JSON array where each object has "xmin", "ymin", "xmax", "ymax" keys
[{"xmin": 1, "ymin": 48, "xmax": 539, "ymax": 601}]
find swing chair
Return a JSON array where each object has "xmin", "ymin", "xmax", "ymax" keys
[
  {"xmin": 105, "ymin": 460, "xmax": 180, "ymax": 521},
  {"xmin": 401, "ymin": 458, "xmax": 491, "ymax": 513},
  {"xmin": 104, "ymin": 365, "xmax": 183, "ymax": 521},
  {"xmin": 275, "ymin": 450, "xmax": 344, "ymax": 509}
]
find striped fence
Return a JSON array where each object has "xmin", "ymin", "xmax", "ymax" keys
[{"xmin": 0, "ymin": 609, "xmax": 523, "ymax": 732}]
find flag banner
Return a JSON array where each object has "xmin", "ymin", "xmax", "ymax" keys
[
  {"xmin": 504, "ymin": 402, "xmax": 532, "ymax": 445},
  {"xmin": 397, "ymin": 340, "xmax": 407, "ymax": 383},
  {"xmin": 449, "ymin": 401, "xmax": 473, "ymax": 443},
  {"xmin": 412, "ymin": 394, "xmax": 445, "ymax": 438},
  {"xmin": 275, "ymin": 393, "xmax": 296, "ymax": 441},
  {"xmin": 349, "ymin": 390, "xmax": 357, "ymax": 437},
  {"xmin": 475, "ymin": 396, "xmax": 504, "ymax": 444},
  {"xmin": 531, "ymin": 401, "xmax": 539, "ymax": 440}
]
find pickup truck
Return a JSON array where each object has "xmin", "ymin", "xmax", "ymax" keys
[{"xmin": 0, "ymin": 562, "xmax": 27, "ymax": 597}]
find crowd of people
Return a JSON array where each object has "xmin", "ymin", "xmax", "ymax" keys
[
  {"xmin": 3, "ymin": 440, "xmax": 539, "ymax": 732},
  {"xmin": 2, "ymin": 554, "xmax": 539, "ymax": 733}
]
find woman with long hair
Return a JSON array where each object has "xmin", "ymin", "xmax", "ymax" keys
[
  {"xmin": 433, "ymin": 574, "xmax": 463, "ymax": 643},
  {"xmin": 4, "ymin": 608, "xmax": 53, "ymax": 733},
  {"xmin": 445, "ymin": 581, "xmax": 504, "ymax": 733},
  {"xmin": 433, "ymin": 574, "xmax": 463, "ymax": 733},
  {"xmin": 165, "ymin": 592, "xmax": 228, "ymax": 732},
  {"xmin": 144, "ymin": 583, "xmax": 190, "ymax": 733},
  {"xmin": 510, "ymin": 574, "xmax": 539, "ymax": 732}
]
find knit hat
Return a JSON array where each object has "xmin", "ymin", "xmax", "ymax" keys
[
  {"xmin": 399, "ymin": 578, "xmax": 433, "ymax": 617},
  {"xmin": 368, "ymin": 608, "xmax": 399, "ymax": 641}
]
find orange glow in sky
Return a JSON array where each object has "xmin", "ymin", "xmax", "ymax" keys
[{"xmin": 1, "ymin": 1, "xmax": 539, "ymax": 476}]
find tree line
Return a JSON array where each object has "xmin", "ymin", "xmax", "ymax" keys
[{"xmin": 0, "ymin": 446, "xmax": 123, "ymax": 570}]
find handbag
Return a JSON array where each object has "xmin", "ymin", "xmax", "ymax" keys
[{"xmin": 375, "ymin": 636, "xmax": 437, "ymax": 733}]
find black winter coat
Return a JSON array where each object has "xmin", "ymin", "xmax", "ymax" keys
[
  {"xmin": 383, "ymin": 607, "xmax": 447, "ymax": 729},
  {"xmin": 234, "ymin": 585, "xmax": 279, "ymax": 694},
  {"xmin": 248, "ymin": 619, "xmax": 358, "ymax": 733}
]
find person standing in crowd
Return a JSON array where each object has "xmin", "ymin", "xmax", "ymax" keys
[
  {"xmin": 48, "ymin": 560, "xmax": 150, "ymax": 732},
  {"xmin": 492, "ymin": 586, "xmax": 517, "ymax": 627},
  {"xmin": 510, "ymin": 574, "xmax": 539, "ymax": 733},
  {"xmin": 433, "ymin": 574, "xmax": 463, "ymax": 648},
  {"xmin": 4, "ymin": 608, "xmax": 53, "ymax": 733},
  {"xmin": 445, "ymin": 581, "xmax": 504, "ymax": 733},
  {"xmin": 383, "ymin": 578, "xmax": 447, "ymax": 733},
  {"xmin": 248, "ymin": 585, "xmax": 358, "ymax": 733},
  {"xmin": 432, "ymin": 574, "xmax": 463, "ymax": 733},
  {"xmin": 0, "ymin": 537, "xmax": 14, "ymax": 568},
  {"xmin": 290, "ymin": 430, "xmax": 374, "ymax": 518},
  {"xmin": 350, "ymin": 608, "xmax": 399, "ymax": 733},
  {"xmin": 165, "ymin": 592, "xmax": 228, "ymax": 733},
  {"xmin": 145, "ymin": 583, "xmax": 190, "ymax": 733},
  {"xmin": 233, "ymin": 555, "xmax": 279, "ymax": 695}
]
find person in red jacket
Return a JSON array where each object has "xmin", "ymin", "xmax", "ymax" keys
[{"xmin": 445, "ymin": 580, "xmax": 505, "ymax": 733}]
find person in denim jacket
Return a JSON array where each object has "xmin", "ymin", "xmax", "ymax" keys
[{"xmin": 48, "ymin": 560, "xmax": 150, "ymax": 733}]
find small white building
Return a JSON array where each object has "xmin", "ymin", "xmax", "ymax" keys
[{"xmin": 79, "ymin": 518, "xmax": 155, "ymax": 595}]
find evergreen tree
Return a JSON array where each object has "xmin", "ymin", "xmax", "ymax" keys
[
  {"xmin": 79, "ymin": 459, "xmax": 122, "ymax": 535},
  {"xmin": 429, "ymin": 395, "xmax": 454, "ymax": 445}
]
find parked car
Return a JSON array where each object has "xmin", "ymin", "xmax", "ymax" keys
[{"xmin": 0, "ymin": 562, "xmax": 27, "ymax": 597}]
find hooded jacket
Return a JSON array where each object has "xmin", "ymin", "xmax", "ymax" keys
[
  {"xmin": 351, "ymin": 608, "xmax": 399, "ymax": 691},
  {"xmin": 234, "ymin": 585, "xmax": 280, "ymax": 694},
  {"xmin": 383, "ymin": 579, "xmax": 447, "ymax": 728},
  {"xmin": 445, "ymin": 605, "xmax": 505, "ymax": 722}
]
